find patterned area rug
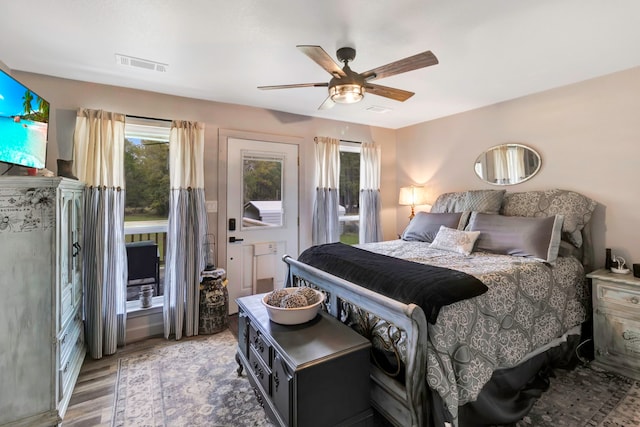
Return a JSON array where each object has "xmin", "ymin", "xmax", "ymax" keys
[
  {"xmin": 517, "ymin": 364, "xmax": 640, "ymax": 427},
  {"xmin": 112, "ymin": 329, "xmax": 272, "ymax": 427},
  {"xmin": 112, "ymin": 330, "xmax": 639, "ymax": 427}
]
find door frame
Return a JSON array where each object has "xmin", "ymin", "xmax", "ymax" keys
[{"xmin": 217, "ymin": 129, "xmax": 303, "ymax": 273}]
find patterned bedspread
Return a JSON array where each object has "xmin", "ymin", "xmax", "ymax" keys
[{"xmin": 356, "ymin": 240, "xmax": 589, "ymax": 422}]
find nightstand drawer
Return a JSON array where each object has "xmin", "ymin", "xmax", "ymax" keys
[
  {"xmin": 593, "ymin": 308, "xmax": 640, "ymax": 380},
  {"xmin": 597, "ymin": 282, "xmax": 640, "ymax": 308}
]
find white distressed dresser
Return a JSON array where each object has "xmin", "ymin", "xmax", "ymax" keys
[
  {"xmin": 0, "ymin": 177, "xmax": 85, "ymax": 426},
  {"xmin": 587, "ymin": 269, "xmax": 640, "ymax": 380}
]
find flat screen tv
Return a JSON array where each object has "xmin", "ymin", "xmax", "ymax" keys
[{"xmin": 0, "ymin": 69, "xmax": 49, "ymax": 169}]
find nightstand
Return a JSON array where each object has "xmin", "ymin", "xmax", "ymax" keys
[
  {"xmin": 587, "ymin": 269, "xmax": 640, "ymax": 380},
  {"xmin": 235, "ymin": 293, "xmax": 373, "ymax": 427}
]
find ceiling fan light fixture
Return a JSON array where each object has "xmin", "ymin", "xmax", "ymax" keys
[{"xmin": 329, "ymin": 84, "xmax": 364, "ymax": 104}]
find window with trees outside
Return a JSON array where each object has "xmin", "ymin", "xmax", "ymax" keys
[
  {"xmin": 339, "ymin": 143, "xmax": 360, "ymax": 244},
  {"xmin": 242, "ymin": 153, "xmax": 284, "ymax": 228},
  {"xmin": 124, "ymin": 119, "xmax": 170, "ymax": 303}
]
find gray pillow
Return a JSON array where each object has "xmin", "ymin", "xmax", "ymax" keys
[
  {"xmin": 402, "ymin": 212, "xmax": 464, "ymax": 242},
  {"xmin": 468, "ymin": 212, "xmax": 564, "ymax": 263},
  {"xmin": 430, "ymin": 192, "xmax": 467, "ymax": 213},
  {"xmin": 500, "ymin": 189, "xmax": 596, "ymax": 248},
  {"xmin": 465, "ymin": 189, "xmax": 506, "ymax": 214}
]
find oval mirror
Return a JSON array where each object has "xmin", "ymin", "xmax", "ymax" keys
[{"xmin": 474, "ymin": 143, "xmax": 541, "ymax": 186}]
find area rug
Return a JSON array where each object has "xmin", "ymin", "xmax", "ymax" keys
[
  {"xmin": 112, "ymin": 330, "xmax": 639, "ymax": 427},
  {"xmin": 517, "ymin": 364, "xmax": 640, "ymax": 427},
  {"xmin": 112, "ymin": 329, "xmax": 273, "ymax": 427}
]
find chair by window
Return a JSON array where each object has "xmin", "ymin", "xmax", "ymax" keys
[{"xmin": 125, "ymin": 240, "xmax": 160, "ymax": 297}]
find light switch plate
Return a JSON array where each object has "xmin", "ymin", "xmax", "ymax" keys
[{"xmin": 205, "ymin": 200, "xmax": 218, "ymax": 213}]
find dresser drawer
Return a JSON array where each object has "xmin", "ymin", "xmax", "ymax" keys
[
  {"xmin": 249, "ymin": 346, "xmax": 272, "ymax": 395},
  {"xmin": 238, "ymin": 311, "xmax": 249, "ymax": 358},
  {"xmin": 271, "ymin": 352, "xmax": 293, "ymax": 425},
  {"xmin": 249, "ymin": 323, "xmax": 272, "ymax": 367},
  {"xmin": 73, "ymin": 276, "xmax": 82, "ymax": 309},
  {"xmin": 596, "ymin": 281, "xmax": 640, "ymax": 309},
  {"xmin": 59, "ymin": 333, "xmax": 85, "ymax": 405},
  {"xmin": 60, "ymin": 284, "xmax": 74, "ymax": 328},
  {"xmin": 59, "ymin": 305, "xmax": 83, "ymax": 362},
  {"xmin": 593, "ymin": 308, "xmax": 640, "ymax": 380}
]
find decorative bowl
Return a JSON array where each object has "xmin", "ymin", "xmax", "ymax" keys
[{"xmin": 261, "ymin": 288, "xmax": 324, "ymax": 325}]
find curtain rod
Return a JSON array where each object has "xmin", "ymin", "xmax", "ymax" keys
[
  {"xmin": 313, "ymin": 137, "xmax": 362, "ymax": 144},
  {"xmin": 126, "ymin": 114, "xmax": 172, "ymax": 123}
]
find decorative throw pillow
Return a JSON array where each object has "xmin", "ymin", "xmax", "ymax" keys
[
  {"xmin": 468, "ymin": 212, "xmax": 564, "ymax": 263},
  {"xmin": 402, "ymin": 212, "xmax": 464, "ymax": 243},
  {"xmin": 464, "ymin": 189, "xmax": 506, "ymax": 214},
  {"xmin": 429, "ymin": 226, "xmax": 481, "ymax": 255},
  {"xmin": 430, "ymin": 191, "xmax": 467, "ymax": 213}
]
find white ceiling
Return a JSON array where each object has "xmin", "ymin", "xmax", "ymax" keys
[{"xmin": 2, "ymin": 0, "xmax": 640, "ymax": 129}]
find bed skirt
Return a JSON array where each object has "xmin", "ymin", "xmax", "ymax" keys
[{"xmin": 430, "ymin": 328, "xmax": 583, "ymax": 426}]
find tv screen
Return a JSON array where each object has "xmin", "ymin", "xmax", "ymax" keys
[{"xmin": 0, "ymin": 69, "xmax": 49, "ymax": 169}]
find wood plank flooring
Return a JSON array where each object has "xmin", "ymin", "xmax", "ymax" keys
[{"xmin": 61, "ymin": 315, "xmax": 239, "ymax": 427}]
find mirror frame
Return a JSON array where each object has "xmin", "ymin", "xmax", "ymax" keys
[{"xmin": 474, "ymin": 143, "xmax": 541, "ymax": 186}]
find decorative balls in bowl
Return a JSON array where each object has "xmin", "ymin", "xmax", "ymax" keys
[{"xmin": 262, "ymin": 287, "xmax": 324, "ymax": 325}]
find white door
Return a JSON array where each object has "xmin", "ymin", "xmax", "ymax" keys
[{"xmin": 223, "ymin": 136, "xmax": 298, "ymax": 314}]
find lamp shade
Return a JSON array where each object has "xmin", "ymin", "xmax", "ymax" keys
[{"xmin": 398, "ymin": 186, "xmax": 428, "ymax": 206}]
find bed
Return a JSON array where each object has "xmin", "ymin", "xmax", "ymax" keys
[{"xmin": 283, "ymin": 189, "xmax": 597, "ymax": 427}]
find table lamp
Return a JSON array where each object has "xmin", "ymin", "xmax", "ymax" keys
[{"xmin": 399, "ymin": 185, "xmax": 427, "ymax": 220}]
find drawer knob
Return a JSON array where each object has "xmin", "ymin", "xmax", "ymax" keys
[
  {"xmin": 253, "ymin": 361, "xmax": 264, "ymax": 380},
  {"xmin": 252, "ymin": 387, "xmax": 264, "ymax": 408},
  {"xmin": 253, "ymin": 335, "xmax": 265, "ymax": 352},
  {"xmin": 274, "ymin": 371, "xmax": 280, "ymax": 391},
  {"xmin": 630, "ymin": 296, "xmax": 639, "ymax": 304}
]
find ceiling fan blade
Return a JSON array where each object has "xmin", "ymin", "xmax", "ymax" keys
[
  {"xmin": 297, "ymin": 45, "xmax": 346, "ymax": 78},
  {"xmin": 361, "ymin": 51, "xmax": 438, "ymax": 81},
  {"xmin": 318, "ymin": 96, "xmax": 335, "ymax": 110},
  {"xmin": 258, "ymin": 82, "xmax": 328, "ymax": 90},
  {"xmin": 365, "ymin": 83, "xmax": 415, "ymax": 102}
]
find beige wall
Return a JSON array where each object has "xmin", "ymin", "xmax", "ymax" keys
[
  {"xmin": 11, "ymin": 71, "xmax": 398, "ymax": 257},
  {"xmin": 396, "ymin": 66, "xmax": 640, "ymax": 268}
]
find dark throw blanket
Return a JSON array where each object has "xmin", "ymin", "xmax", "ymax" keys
[{"xmin": 298, "ymin": 243, "xmax": 488, "ymax": 324}]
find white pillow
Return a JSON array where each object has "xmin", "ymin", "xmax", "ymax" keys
[{"xmin": 429, "ymin": 225, "xmax": 480, "ymax": 255}]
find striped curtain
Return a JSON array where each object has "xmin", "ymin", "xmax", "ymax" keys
[
  {"xmin": 359, "ymin": 142, "xmax": 382, "ymax": 243},
  {"xmin": 312, "ymin": 136, "xmax": 340, "ymax": 245},
  {"xmin": 164, "ymin": 120, "xmax": 208, "ymax": 340},
  {"xmin": 73, "ymin": 109, "xmax": 127, "ymax": 359}
]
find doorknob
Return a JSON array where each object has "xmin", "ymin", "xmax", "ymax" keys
[{"xmin": 229, "ymin": 236, "xmax": 244, "ymax": 243}]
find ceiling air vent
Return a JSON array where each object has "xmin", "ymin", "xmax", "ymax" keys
[
  {"xmin": 115, "ymin": 54, "xmax": 168, "ymax": 72},
  {"xmin": 366, "ymin": 105, "xmax": 392, "ymax": 114}
]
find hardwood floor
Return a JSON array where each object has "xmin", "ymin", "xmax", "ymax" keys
[
  {"xmin": 62, "ymin": 315, "xmax": 390, "ymax": 426},
  {"xmin": 61, "ymin": 315, "xmax": 239, "ymax": 427}
]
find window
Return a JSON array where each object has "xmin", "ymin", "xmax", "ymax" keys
[
  {"xmin": 339, "ymin": 143, "xmax": 360, "ymax": 244},
  {"xmin": 242, "ymin": 152, "xmax": 284, "ymax": 228},
  {"xmin": 124, "ymin": 119, "xmax": 170, "ymax": 303}
]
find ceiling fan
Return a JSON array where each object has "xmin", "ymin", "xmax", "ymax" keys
[{"xmin": 258, "ymin": 45, "xmax": 438, "ymax": 110}]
